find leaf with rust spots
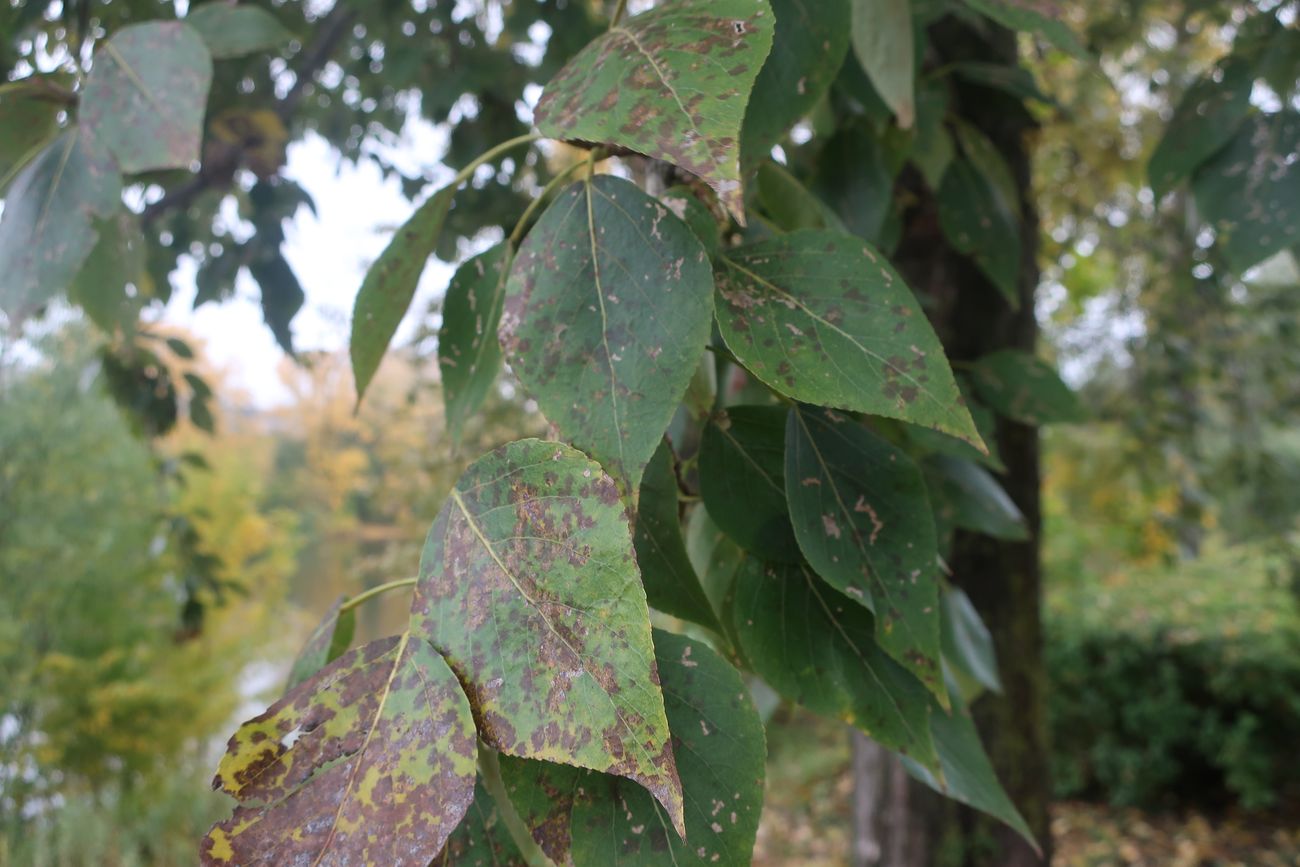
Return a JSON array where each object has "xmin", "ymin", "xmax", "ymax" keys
[
  {"xmin": 499, "ymin": 630, "xmax": 767, "ymax": 866},
  {"xmin": 969, "ymin": 349, "xmax": 1083, "ymax": 426},
  {"xmin": 433, "ymin": 780, "xmax": 529, "ymax": 866},
  {"xmin": 785, "ymin": 405, "xmax": 945, "ymax": 703},
  {"xmin": 699, "ymin": 406, "xmax": 801, "ymax": 563},
  {"xmin": 727, "ymin": 558, "xmax": 940, "ymax": 770},
  {"xmin": 635, "ymin": 440, "xmax": 721, "ymax": 632},
  {"xmin": 81, "ymin": 22, "xmax": 212, "ymax": 174},
  {"xmin": 961, "ymin": 0, "xmax": 1089, "ymax": 60},
  {"xmin": 937, "ymin": 157, "xmax": 1021, "ymax": 308},
  {"xmin": 740, "ymin": 0, "xmax": 850, "ymax": 168},
  {"xmin": 661, "ymin": 185, "xmax": 721, "ymax": 260},
  {"xmin": 284, "ymin": 595, "xmax": 356, "ymax": 692},
  {"xmin": 534, "ymin": 0, "xmax": 774, "ymax": 222},
  {"xmin": 1148, "ymin": 58, "xmax": 1253, "ymax": 200},
  {"xmin": 202, "ymin": 635, "xmax": 477, "ymax": 867},
  {"xmin": 410, "ymin": 439, "xmax": 685, "ymax": 837},
  {"xmin": 500, "ymin": 176, "xmax": 714, "ymax": 492},
  {"xmin": 440, "ymin": 243, "xmax": 512, "ymax": 444},
  {"xmin": 0, "ymin": 129, "xmax": 122, "ymax": 327},
  {"xmin": 351, "ymin": 185, "xmax": 454, "ymax": 406},
  {"xmin": 1193, "ymin": 110, "xmax": 1300, "ymax": 273},
  {"xmin": 714, "ymin": 230, "xmax": 983, "ymax": 448}
]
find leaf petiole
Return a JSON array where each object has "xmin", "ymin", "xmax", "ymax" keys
[{"xmin": 338, "ymin": 577, "xmax": 417, "ymax": 613}]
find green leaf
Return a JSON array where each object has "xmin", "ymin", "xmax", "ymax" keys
[
  {"xmin": 700, "ymin": 405, "xmax": 801, "ymax": 562},
  {"xmin": 535, "ymin": 0, "xmax": 774, "ymax": 221},
  {"xmin": 0, "ymin": 130, "xmax": 122, "ymax": 326},
  {"xmin": 249, "ymin": 248, "xmax": 305, "ymax": 356},
  {"xmin": 686, "ymin": 504, "xmax": 747, "ymax": 619},
  {"xmin": 937, "ymin": 158, "xmax": 1021, "ymax": 307},
  {"xmin": 351, "ymin": 186, "xmax": 454, "ymax": 405},
  {"xmin": 714, "ymin": 229, "xmax": 982, "ymax": 446},
  {"xmin": 901, "ymin": 690, "xmax": 1036, "ymax": 852},
  {"xmin": 969, "ymin": 349, "xmax": 1083, "ymax": 425},
  {"xmin": 189, "ymin": 395, "xmax": 216, "ymax": 434},
  {"xmin": 961, "ymin": 0, "xmax": 1088, "ymax": 61},
  {"xmin": 1147, "ymin": 59, "xmax": 1253, "ymax": 200},
  {"xmin": 756, "ymin": 161, "xmax": 848, "ymax": 233},
  {"xmin": 741, "ymin": 0, "xmax": 851, "ymax": 166},
  {"xmin": 186, "ymin": 3, "xmax": 292, "ymax": 60},
  {"xmin": 952, "ymin": 119, "xmax": 1019, "ymax": 218},
  {"xmin": 912, "ymin": 80, "xmax": 954, "ymax": 189},
  {"xmin": 410, "ymin": 439, "xmax": 685, "ymax": 836},
  {"xmin": 850, "ymin": 0, "xmax": 915, "ymax": 128},
  {"xmin": 906, "ymin": 381, "xmax": 1006, "ymax": 472},
  {"xmin": 785, "ymin": 405, "xmax": 944, "ymax": 700},
  {"xmin": 500, "ymin": 176, "xmax": 714, "ymax": 491},
  {"xmin": 499, "ymin": 630, "xmax": 766, "ymax": 867},
  {"xmin": 0, "ymin": 76, "xmax": 63, "ymax": 190},
  {"xmin": 165, "ymin": 337, "xmax": 194, "ymax": 359},
  {"xmin": 941, "ymin": 587, "xmax": 1001, "ymax": 701},
  {"xmin": 67, "ymin": 211, "xmax": 149, "ymax": 334},
  {"xmin": 948, "ymin": 61, "xmax": 1056, "ymax": 107},
  {"xmin": 202, "ymin": 635, "xmax": 478, "ymax": 866},
  {"xmin": 635, "ymin": 441, "xmax": 721, "ymax": 631},
  {"xmin": 926, "ymin": 455, "xmax": 1028, "ymax": 542},
  {"xmin": 1193, "ymin": 110, "xmax": 1300, "ymax": 274},
  {"xmin": 811, "ymin": 125, "xmax": 896, "ymax": 246},
  {"xmin": 285, "ymin": 595, "xmax": 356, "ymax": 691},
  {"xmin": 661, "ymin": 185, "xmax": 721, "ymax": 260},
  {"xmin": 433, "ymin": 780, "xmax": 528, "ymax": 867},
  {"xmin": 728, "ymin": 558, "xmax": 940, "ymax": 768},
  {"xmin": 439, "ymin": 243, "xmax": 510, "ymax": 443},
  {"xmin": 81, "ymin": 22, "xmax": 213, "ymax": 174}
]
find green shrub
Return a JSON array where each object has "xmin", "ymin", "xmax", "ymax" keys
[{"xmin": 1046, "ymin": 544, "xmax": 1300, "ymax": 810}]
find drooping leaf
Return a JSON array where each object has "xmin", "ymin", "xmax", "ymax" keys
[
  {"xmin": 926, "ymin": 455, "xmax": 1028, "ymax": 542},
  {"xmin": 351, "ymin": 185, "xmax": 454, "ymax": 405},
  {"xmin": 439, "ymin": 243, "xmax": 511, "ymax": 443},
  {"xmin": 700, "ymin": 405, "xmax": 801, "ymax": 563},
  {"xmin": 433, "ymin": 780, "xmax": 528, "ymax": 867},
  {"xmin": 534, "ymin": 0, "xmax": 774, "ymax": 221},
  {"xmin": 1193, "ymin": 110, "xmax": 1300, "ymax": 274},
  {"xmin": 410, "ymin": 439, "xmax": 685, "ymax": 836},
  {"xmin": 635, "ymin": 441, "xmax": 721, "ymax": 631},
  {"xmin": 686, "ymin": 505, "xmax": 747, "ymax": 620},
  {"xmin": 186, "ymin": 3, "xmax": 293, "ymax": 60},
  {"xmin": 907, "ymin": 381, "xmax": 1007, "ymax": 472},
  {"xmin": 0, "ymin": 75, "xmax": 63, "ymax": 189},
  {"xmin": 248, "ymin": 248, "xmax": 305, "ymax": 356},
  {"xmin": 1147, "ymin": 58, "xmax": 1254, "ymax": 200},
  {"xmin": 941, "ymin": 587, "xmax": 1001, "ymax": 701},
  {"xmin": 500, "ymin": 176, "xmax": 714, "ymax": 491},
  {"xmin": 68, "ymin": 211, "xmax": 149, "ymax": 333},
  {"xmin": 714, "ymin": 229, "xmax": 982, "ymax": 446},
  {"xmin": 728, "ymin": 558, "xmax": 940, "ymax": 768},
  {"xmin": 961, "ymin": 0, "xmax": 1088, "ymax": 61},
  {"xmin": 785, "ymin": 405, "xmax": 944, "ymax": 700},
  {"xmin": 948, "ymin": 61, "xmax": 1057, "ymax": 107},
  {"xmin": 756, "ymin": 161, "xmax": 848, "ymax": 233},
  {"xmin": 285, "ymin": 596, "xmax": 356, "ymax": 692},
  {"xmin": 741, "ymin": 0, "xmax": 851, "ymax": 166},
  {"xmin": 661, "ymin": 185, "xmax": 721, "ymax": 260},
  {"xmin": 952, "ymin": 119, "xmax": 1019, "ymax": 218},
  {"xmin": 811, "ymin": 125, "xmax": 896, "ymax": 246},
  {"xmin": 901, "ymin": 690, "xmax": 1036, "ymax": 852},
  {"xmin": 81, "ymin": 22, "xmax": 213, "ymax": 174},
  {"xmin": 937, "ymin": 158, "xmax": 1021, "ymax": 307},
  {"xmin": 499, "ymin": 630, "xmax": 766, "ymax": 866},
  {"xmin": 189, "ymin": 395, "xmax": 217, "ymax": 434},
  {"xmin": 912, "ymin": 80, "xmax": 955, "ymax": 189},
  {"xmin": 850, "ymin": 0, "xmax": 915, "ymax": 128},
  {"xmin": 203, "ymin": 635, "xmax": 478, "ymax": 867},
  {"xmin": 969, "ymin": 349, "xmax": 1083, "ymax": 425},
  {"xmin": 0, "ymin": 130, "xmax": 121, "ymax": 325}
]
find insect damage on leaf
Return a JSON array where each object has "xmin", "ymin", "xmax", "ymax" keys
[
  {"xmin": 202, "ymin": 635, "xmax": 477, "ymax": 867},
  {"xmin": 410, "ymin": 439, "xmax": 686, "ymax": 837},
  {"xmin": 534, "ymin": 0, "xmax": 774, "ymax": 222}
]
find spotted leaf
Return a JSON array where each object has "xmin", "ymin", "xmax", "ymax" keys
[
  {"xmin": 785, "ymin": 405, "xmax": 944, "ymax": 702},
  {"xmin": 499, "ymin": 630, "xmax": 766, "ymax": 866},
  {"xmin": 285, "ymin": 595, "xmax": 356, "ymax": 692},
  {"xmin": 500, "ymin": 176, "xmax": 714, "ymax": 492},
  {"xmin": 714, "ymin": 229, "xmax": 982, "ymax": 447},
  {"xmin": 534, "ymin": 0, "xmax": 774, "ymax": 221},
  {"xmin": 937, "ymin": 157, "xmax": 1021, "ymax": 307},
  {"xmin": 440, "ymin": 243, "xmax": 512, "ymax": 443},
  {"xmin": 81, "ymin": 22, "xmax": 212, "ymax": 174},
  {"xmin": 969, "ymin": 349, "xmax": 1083, "ymax": 426},
  {"xmin": 202, "ymin": 635, "xmax": 477, "ymax": 867},
  {"xmin": 433, "ymin": 780, "xmax": 529, "ymax": 867},
  {"xmin": 410, "ymin": 439, "xmax": 685, "ymax": 837},
  {"xmin": 728, "ymin": 558, "xmax": 940, "ymax": 768}
]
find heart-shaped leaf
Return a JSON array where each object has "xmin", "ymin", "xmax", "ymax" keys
[
  {"xmin": 500, "ymin": 176, "xmax": 714, "ymax": 491},
  {"xmin": 410, "ymin": 439, "xmax": 685, "ymax": 836},
  {"xmin": 969, "ymin": 349, "xmax": 1084, "ymax": 426},
  {"xmin": 785, "ymin": 405, "xmax": 944, "ymax": 701},
  {"xmin": 728, "ymin": 557, "xmax": 940, "ymax": 767},
  {"xmin": 203, "ymin": 635, "xmax": 477, "ymax": 867},
  {"xmin": 714, "ymin": 229, "xmax": 982, "ymax": 447},
  {"xmin": 81, "ymin": 22, "xmax": 212, "ymax": 174},
  {"xmin": 534, "ymin": 0, "xmax": 774, "ymax": 221},
  {"xmin": 440, "ymin": 242, "xmax": 512, "ymax": 443}
]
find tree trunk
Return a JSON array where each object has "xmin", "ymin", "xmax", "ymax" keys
[{"xmin": 870, "ymin": 18, "xmax": 1054, "ymax": 867}]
